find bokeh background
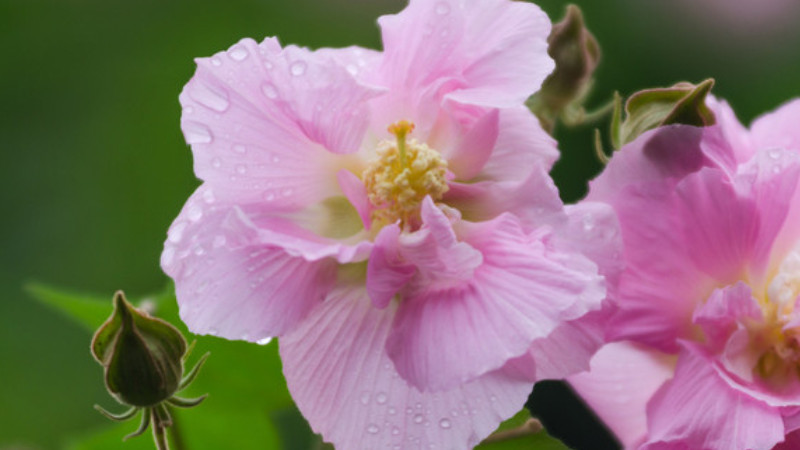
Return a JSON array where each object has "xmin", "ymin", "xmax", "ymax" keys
[{"xmin": 2, "ymin": 0, "xmax": 799, "ymax": 448}]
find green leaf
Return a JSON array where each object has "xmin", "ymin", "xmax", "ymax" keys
[
  {"xmin": 25, "ymin": 283, "xmax": 114, "ymax": 332},
  {"xmin": 476, "ymin": 409, "xmax": 569, "ymax": 450}
]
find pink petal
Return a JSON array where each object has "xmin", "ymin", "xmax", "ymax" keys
[
  {"xmin": 377, "ymin": 0, "xmax": 553, "ymax": 109},
  {"xmin": 279, "ymin": 285, "xmax": 534, "ymax": 449},
  {"xmin": 367, "ymin": 224, "xmax": 415, "ymax": 309},
  {"xmin": 643, "ymin": 348, "xmax": 784, "ymax": 450},
  {"xmin": 161, "ymin": 186, "xmax": 337, "ymax": 340},
  {"xmin": 444, "ymin": 109, "xmax": 499, "ymax": 180},
  {"xmin": 386, "ymin": 212, "xmax": 605, "ymax": 391},
  {"xmin": 568, "ymin": 342, "xmax": 676, "ymax": 449},
  {"xmin": 692, "ymin": 282, "xmax": 760, "ymax": 352},
  {"xmin": 336, "ymin": 169, "xmax": 372, "ymax": 230},
  {"xmin": 561, "ymin": 202, "xmax": 624, "ymax": 290},
  {"xmin": 706, "ymin": 96, "xmax": 756, "ymax": 166},
  {"xmin": 750, "ymin": 98, "xmax": 800, "ymax": 157},
  {"xmin": 180, "ymin": 38, "xmax": 381, "ymax": 207}
]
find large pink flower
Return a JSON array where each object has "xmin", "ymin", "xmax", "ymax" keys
[
  {"xmin": 570, "ymin": 98, "xmax": 800, "ymax": 449},
  {"xmin": 163, "ymin": 0, "xmax": 611, "ymax": 447}
]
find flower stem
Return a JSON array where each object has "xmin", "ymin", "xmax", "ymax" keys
[{"xmin": 168, "ymin": 406, "xmax": 188, "ymax": 450}]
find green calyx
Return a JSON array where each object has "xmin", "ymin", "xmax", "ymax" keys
[{"xmin": 91, "ymin": 291, "xmax": 187, "ymax": 407}]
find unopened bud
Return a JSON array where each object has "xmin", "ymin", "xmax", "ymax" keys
[
  {"xmin": 91, "ymin": 291, "xmax": 187, "ymax": 407},
  {"xmin": 529, "ymin": 5, "xmax": 601, "ymax": 132}
]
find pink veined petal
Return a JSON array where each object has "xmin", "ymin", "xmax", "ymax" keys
[
  {"xmin": 735, "ymin": 148, "xmax": 800, "ymax": 280},
  {"xmin": 561, "ymin": 201, "xmax": 624, "ymax": 290},
  {"xmin": 444, "ymin": 108, "xmax": 499, "ymax": 181},
  {"xmin": 606, "ymin": 181, "xmax": 714, "ymax": 353},
  {"xmin": 674, "ymin": 167, "xmax": 759, "ymax": 283},
  {"xmin": 377, "ymin": 0, "xmax": 553, "ymax": 109},
  {"xmin": 568, "ymin": 342, "xmax": 677, "ymax": 450},
  {"xmin": 750, "ymin": 98, "xmax": 800, "ymax": 157},
  {"xmin": 279, "ymin": 285, "xmax": 534, "ymax": 450},
  {"xmin": 642, "ymin": 346, "xmax": 784, "ymax": 450},
  {"xmin": 506, "ymin": 307, "xmax": 613, "ymax": 382},
  {"xmin": 161, "ymin": 186, "xmax": 337, "ymax": 340},
  {"xmin": 180, "ymin": 37, "xmax": 382, "ymax": 207},
  {"xmin": 386, "ymin": 212, "xmax": 605, "ymax": 391},
  {"xmin": 314, "ymin": 45, "xmax": 383, "ymax": 86}
]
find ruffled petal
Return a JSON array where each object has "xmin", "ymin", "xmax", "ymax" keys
[
  {"xmin": 279, "ymin": 285, "xmax": 534, "ymax": 449},
  {"xmin": 386, "ymin": 212, "xmax": 605, "ymax": 391},
  {"xmin": 692, "ymin": 282, "xmax": 760, "ymax": 353},
  {"xmin": 161, "ymin": 186, "xmax": 337, "ymax": 340},
  {"xmin": 568, "ymin": 342, "xmax": 676, "ymax": 449},
  {"xmin": 377, "ymin": 0, "xmax": 553, "ymax": 109},
  {"xmin": 643, "ymin": 347, "xmax": 784, "ymax": 450},
  {"xmin": 180, "ymin": 37, "xmax": 382, "ymax": 207}
]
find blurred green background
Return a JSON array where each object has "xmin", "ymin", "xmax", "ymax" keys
[{"xmin": 1, "ymin": 0, "xmax": 798, "ymax": 448}]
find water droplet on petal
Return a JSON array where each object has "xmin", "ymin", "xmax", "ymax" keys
[
  {"xmin": 768, "ymin": 148, "xmax": 782, "ymax": 159},
  {"xmin": 582, "ymin": 213, "xmax": 595, "ymax": 232},
  {"xmin": 210, "ymin": 57, "xmax": 222, "ymax": 67},
  {"xmin": 282, "ymin": 188, "xmax": 293, "ymax": 197},
  {"xmin": 168, "ymin": 221, "xmax": 188, "ymax": 243},
  {"xmin": 290, "ymin": 61, "xmax": 307, "ymax": 76},
  {"xmin": 208, "ymin": 328, "xmax": 219, "ymax": 336},
  {"xmin": 366, "ymin": 423, "xmax": 380, "ymax": 434},
  {"xmin": 376, "ymin": 392, "xmax": 388, "ymax": 404},
  {"xmin": 435, "ymin": 2, "xmax": 451, "ymax": 15},
  {"xmin": 202, "ymin": 189, "xmax": 215, "ymax": 203},
  {"xmin": 392, "ymin": 426, "xmax": 400, "ymax": 435},
  {"xmin": 236, "ymin": 164, "xmax": 247, "ymax": 175},
  {"xmin": 187, "ymin": 205, "xmax": 203, "ymax": 222},
  {"xmin": 233, "ymin": 144, "xmax": 247, "ymax": 154},
  {"xmin": 262, "ymin": 83, "xmax": 279, "ymax": 99},
  {"xmin": 229, "ymin": 46, "xmax": 249, "ymax": 61},
  {"xmin": 388, "ymin": 407, "xmax": 397, "ymax": 415},
  {"xmin": 212, "ymin": 235, "xmax": 227, "ymax": 248},
  {"xmin": 211, "ymin": 157, "xmax": 222, "ymax": 169},
  {"xmin": 360, "ymin": 391, "xmax": 371, "ymax": 405},
  {"xmin": 184, "ymin": 121, "xmax": 213, "ymax": 144},
  {"xmin": 346, "ymin": 64, "xmax": 358, "ymax": 75},
  {"xmin": 257, "ymin": 337, "xmax": 272, "ymax": 345},
  {"xmin": 183, "ymin": 106, "xmax": 194, "ymax": 115},
  {"xmin": 413, "ymin": 414, "xmax": 424, "ymax": 424}
]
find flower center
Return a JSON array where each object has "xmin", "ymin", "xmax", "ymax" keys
[
  {"xmin": 362, "ymin": 120, "xmax": 449, "ymax": 229},
  {"xmin": 753, "ymin": 248, "xmax": 800, "ymax": 380}
]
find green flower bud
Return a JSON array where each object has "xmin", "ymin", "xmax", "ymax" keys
[
  {"xmin": 529, "ymin": 5, "xmax": 601, "ymax": 132},
  {"xmin": 612, "ymin": 78, "xmax": 716, "ymax": 148},
  {"xmin": 91, "ymin": 291, "xmax": 187, "ymax": 407}
]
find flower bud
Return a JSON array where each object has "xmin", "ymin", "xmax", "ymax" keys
[
  {"xmin": 612, "ymin": 78, "xmax": 716, "ymax": 148},
  {"xmin": 529, "ymin": 5, "xmax": 601, "ymax": 131},
  {"xmin": 91, "ymin": 291, "xmax": 187, "ymax": 407}
]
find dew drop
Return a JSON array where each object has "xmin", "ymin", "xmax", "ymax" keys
[
  {"xmin": 388, "ymin": 407, "xmax": 397, "ymax": 415},
  {"xmin": 202, "ymin": 189, "xmax": 215, "ymax": 203},
  {"xmin": 290, "ymin": 60, "xmax": 307, "ymax": 76},
  {"xmin": 208, "ymin": 328, "xmax": 219, "ymax": 336},
  {"xmin": 183, "ymin": 106, "xmax": 194, "ymax": 115},
  {"xmin": 281, "ymin": 188, "xmax": 293, "ymax": 197},
  {"xmin": 262, "ymin": 83, "xmax": 279, "ymax": 99},
  {"xmin": 210, "ymin": 57, "xmax": 222, "ymax": 67},
  {"xmin": 582, "ymin": 213, "xmax": 595, "ymax": 232},
  {"xmin": 233, "ymin": 144, "xmax": 247, "ymax": 154},
  {"xmin": 193, "ymin": 245, "xmax": 205, "ymax": 256},
  {"xmin": 236, "ymin": 164, "xmax": 247, "ymax": 175},
  {"xmin": 773, "ymin": 164, "xmax": 782, "ymax": 174},
  {"xmin": 366, "ymin": 423, "xmax": 380, "ymax": 434},
  {"xmin": 229, "ymin": 46, "xmax": 249, "ymax": 61},
  {"xmin": 187, "ymin": 205, "xmax": 203, "ymax": 222},
  {"xmin": 360, "ymin": 391, "xmax": 371, "ymax": 405},
  {"xmin": 211, "ymin": 157, "xmax": 222, "ymax": 169},
  {"xmin": 392, "ymin": 427, "xmax": 400, "ymax": 436},
  {"xmin": 257, "ymin": 337, "xmax": 272, "ymax": 345},
  {"xmin": 184, "ymin": 121, "xmax": 213, "ymax": 144},
  {"xmin": 168, "ymin": 221, "xmax": 188, "ymax": 243},
  {"xmin": 264, "ymin": 61, "xmax": 274, "ymax": 70},
  {"xmin": 435, "ymin": 2, "xmax": 451, "ymax": 15},
  {"xmin": 413, "ymin": 414, "xmax": 424, "ymax": 424},
  {"xmin": 415, "ymin": 403, "xmax": 422, "ymax": 409},
  {"xmin": 768, "ymin": 148, "xmax": 782, "ymax": 160},
  {"xmin": 263, "ymin": 191, "xmax": 276, "ymax": 201},
  {"xmin": 346, "ymin": 64, "xmax": 358, "ymax": 75},
  {"xmin": 376, "ymin": 392, "xmax": 388, "ymax": 405}
]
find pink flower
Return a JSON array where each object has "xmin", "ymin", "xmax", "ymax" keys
[
  {"xmin": 570, "ymin": 98, "xmax": 800, "ymax": 449},
  {"xmin": 162, "ymin": 0, "xmax": 611, "ymax": 447}
]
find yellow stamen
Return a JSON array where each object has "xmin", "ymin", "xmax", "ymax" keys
[{"xmin": 362, "ymin": 120, "xmax": 448, "ymax": 229}]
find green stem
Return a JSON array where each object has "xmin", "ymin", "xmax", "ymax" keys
[{"xmin": 167, "ymin": 406, "xmax": 188, "ymax": 450}]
